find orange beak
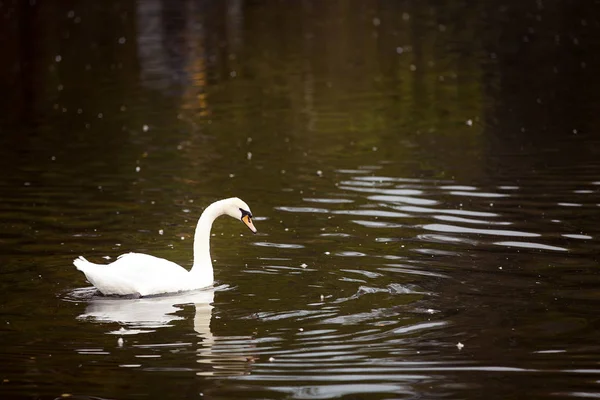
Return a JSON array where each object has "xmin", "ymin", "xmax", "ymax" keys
[{"xmin": 242, "ymin": 214, "xmax": 257, "ymax": 234}]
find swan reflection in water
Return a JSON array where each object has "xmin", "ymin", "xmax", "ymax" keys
[{"xmin": 74, "ymin": 286, "xmax": 256, "ymax": 376}]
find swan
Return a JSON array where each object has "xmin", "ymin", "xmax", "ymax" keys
[{"xmin": 73, "ymin": 197, "xmax": 256, "ymax": 297}]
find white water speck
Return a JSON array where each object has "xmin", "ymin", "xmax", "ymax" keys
[
  {"xmin": 55, "ymin": 55, "xmax": 62, "ymax": 62},
  {"xmin": 324, "ymin": 251, "xmax": 330, "ymax": 255},
  {"xmin": 247, "ymin": 152, "xmax": 252, "ymax": 160},
  {"xmin": 158, "ymin": 229, "xmax": 164, "ymax": 235},
  {"xmin": 269, "ymin": 357, "xmax": 275, "ymax": 362},
  {"xmin": 320, "ymin": 294, "xmax": 325, "ymax": 301},
  {"xmin": 229, "ymin": 173, "xmax": 235, "ymax": 178},
  {"xmin": 396, "ymin": 47, "xmax": 404, "ymax": 54},
  {"xmin": 317, "ymin": 170, "xmax": 323, "ymax": 177},
  {"xmin": 142, "ymin": 124, "xmax": 149, "ymax": 132},
  {"xmin": 102, "ymin": 256, "xmax": 111, "ymax": 260},
  {"xmin": 457, "ymin": 342, "xmax": 464, "ymax": 350},
  {"xmin": 98, "ymin": 113, "xmax": 103, "ymax": 119},
  {"xmin": 299, "ymin": 328, "xmax": 304, "ymax": 332},
  {"xmin": 180, "ymin": 236, "xmax": 185, "ymax": 240},
  {"xmin": 117, "ymin": 338, "xmax": 124, "ymax": 347},
  {"xmin": 372, "ymin": 17, "xmax": 380, "ymax": 26},
  {"xmin": 300, "ymin": 263, "xmax": 307, "ymax": 268},
  {"xmin": 135, "ymin": 166, "xmax": 140, "ymax": 172},
  {"xmin": 118, "ymin": 37, "xmax": 126, "ymax": 44},
  {"xmin": 466, "ymin": 119, "xmax": 473, "ymax": 126}
]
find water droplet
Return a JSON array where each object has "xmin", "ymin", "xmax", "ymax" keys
[
  {"xmin": 142, "ymin": 124, "xmax": 149, "ymax": 132},
  {"xmin": 118, "ymin": 37, "xmax": 126, "ymax": 44},
  {"xmin": 55, "ymin": 55, "xmax": 62, "ymax": 62},
  {"xmin": 135, "ymin": 166, "xmax": 140, "ymax": 172}
]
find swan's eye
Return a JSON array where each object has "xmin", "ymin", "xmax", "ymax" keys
[{"xmin": 240, "ymin": 208, "xmax": 252, "ymax": 220}]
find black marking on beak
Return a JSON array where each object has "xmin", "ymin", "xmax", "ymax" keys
[{"xmin": 240, "ymin": 208, "xmax": 253, "ymax": 220}]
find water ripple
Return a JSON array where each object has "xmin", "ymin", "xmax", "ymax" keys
[
  {"xmin": 423, "ymin": 223, "xmax": 540, "ymax": 237},
  {"xmin": 494, "ymin": 241, "xmax": 568, "ymax": 252},
  {"xmin": 367, "ymin": 194, "xmax": 438, "ymax": 206},
  {"xmin": 448, "ymin": 191, "xmax": 510, "ymax": 198},
  {"xmin": 433, "ymin": 215, "xmax": 511, "ymax": 225},
  {"xmin": 276, "ymin": 206, "xmax": 329, "ymax": 213},
  {"xmin": 253, "ymin": 242, "xmax": 305, "ymax": 249},
  {"xmin": 392, "ymin": 205, "xmax": 499, "ymax": 217},
  {"xmin": 332, "ymin": 209, "xmax": 409, "ymax": 218},
  {"xmin": 351, "ymin": 220, "xmax": 404, "ymax": 228},
  {"xmin": 303, "ymin": 198, "xmax": 354, "ymax": 204},
  {"xmin": 339, "ymin": 186, "xmax": 423, "ymax": 196}
]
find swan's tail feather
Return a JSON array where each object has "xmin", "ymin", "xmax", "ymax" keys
[{"xmin": 73, "ymin": 256, "xmax": 94, "ymax": 271}]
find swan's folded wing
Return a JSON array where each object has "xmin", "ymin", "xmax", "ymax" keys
[{"xmin": 93, "ymin": 253, "xmax": 192, "ymax": 296}]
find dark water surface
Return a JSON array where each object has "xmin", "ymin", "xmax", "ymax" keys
[{"xmin": 2, "ymin": 1, "xmax": 600, "ymax": 399}]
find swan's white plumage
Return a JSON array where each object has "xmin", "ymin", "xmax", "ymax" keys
[{"xmin": 73, "ymin": 197, "xmax": 256, "ymax": 297}]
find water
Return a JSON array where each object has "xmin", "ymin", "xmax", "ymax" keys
[{"xmin": 2, "ymin": 1, "xmax": 600, "ymax": 399}]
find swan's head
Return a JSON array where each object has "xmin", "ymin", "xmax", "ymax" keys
[{"xmin": 223, "ymin": 197, "xmax": 257, "ymax": 234}]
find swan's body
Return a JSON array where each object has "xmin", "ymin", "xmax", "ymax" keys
[{"xmin": 74, "ymin": 197, "xmax": 256, "ymax": 297}]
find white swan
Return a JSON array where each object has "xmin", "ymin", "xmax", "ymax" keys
[{"xmin": 73, "ymin": 197, "xmax": 256, "ymax": 297}]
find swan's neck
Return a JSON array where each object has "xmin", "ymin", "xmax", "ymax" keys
[{"xmin": 190, "ymin": 200, "xmax": 228, "ymax": 280}]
